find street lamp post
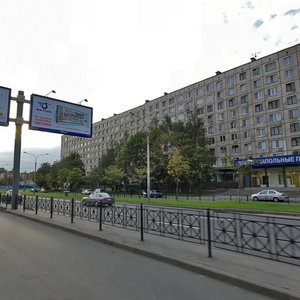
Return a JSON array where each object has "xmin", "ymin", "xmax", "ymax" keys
[
  {"xmin": 23, "ymin": 152, "xmax": 49, "ymax": 193},
  {"xmin": 130, "ymin": 112, "xmax": 150, "ymax": 202}
]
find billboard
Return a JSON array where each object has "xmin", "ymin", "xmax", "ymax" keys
[
  {"xmin": 0, "ymin": 86, "xmax": 11, "ymax": 126},
  {"xmin": 29, "ymin": 94, "xmax": 93, "ymax": 138}
]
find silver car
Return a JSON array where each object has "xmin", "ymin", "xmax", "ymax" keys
[
  {"xmin": 82, "ymin": 192, "xmax": 115, "ymax": 206},
  {"xmin": 251, "ymin": 190, "xmax": 289, "ymax": 202}
]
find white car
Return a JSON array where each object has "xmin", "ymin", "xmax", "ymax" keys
[{"xmin": 251, "ymin": 190, "xmax": 289, "ymax": 202}]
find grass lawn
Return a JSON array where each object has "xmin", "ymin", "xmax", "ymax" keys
[
  {"xmin": 1, "ymin": 190, "xmax": 299, "ymax": 214},
  {"xmin": 114, "ymin": 196, "xmax": 300, "ymax": 214}
]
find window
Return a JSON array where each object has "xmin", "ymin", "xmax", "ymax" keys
[
  {"xmin": 243, "ymin": 131, "xmax": 251, "ymax": 139},
  {"xmin": 228, "ymin": 87, "xmax": 235, "ymax": 96},
  {"xmin": 216, "ymin": 91, "xmax": 223, "ymax": 99},
  {"xmin": 178, "ymin": 104, "xmax": 184, "ymax": 111},
  {"xmin": 169, "ymin": 107, "xmax": 175, "ymax": 114},
  {"xmin": 283, "ymin": 55, "xmax": 292, "ymax": 65},
  {"xmin": 162, "ymin": 101, "xmax": 166, "ymax": 107},
  {"xmin": 217, "ymin": 101, "xmax": 224, "ymax": 110},
  {"xmin": 256, "ymin": 115, "xmax": 265, "ymax": 124},
  {"xmin": 258, "ymin": 141, "xmax": 267, "ymax": 150},
  {"xmin": 287, "ymin": 95, "xmax": 297, "ymax": 105},
  {"xmin": 256, "ymin": 128, "xmax": 265, "ymax": 137},
  {"xmin": 288, "ymin": 109, "xmax": 299, "ymax": 118},
  {"xmin": 284, "ymin": 69, "xmax": 294, "ymax": 79},
  {"xmin": 196, "ymin": 86, "xmax": 204, "ymax": 95},
  {"xmin": 207, "ymin": 115, "xmax": 213, "ymax": 123},
  {"xmin": 286, "ymin": 82, "xmax": 296, "ymax": 92},
  {"xmin": 268, "ymin": 99, "xmax": 280, "ymax": 109},
  {"xmin": 254, "ymin": 91, "xmax": 263, "ymax": 100},
  {"xmin": 227, "ymin": 75, "xmax": 235, "ymax": 86},
  {"xmin": 220, "ymin": 146, "xmax": 227, "ymax": 154},
  {"xmin": 196, "ymin": 107, "xmax": 204, "ymax": 115},
  {"xmin": 207, "ymin": 105, "xmax": 213, "ymax": 113},
  {"xmin": 252, "ymin": 67, "xmax": 261, "ymax": 76},
  {"xmin": 271, "ymin": 139, "xmax": 284, "ymax": 149},
  {"xmin": 239, "ymin": 72, "xmax": 246, "ymax": 80},
  {"xmin": 253, "ymin": 79, "xmax": 262, "ymax": 88},
  {"xmin": 177, "ymin": 95, "xmax": 184, "ymax": 101},
  {"xmin": 291, "ymin": 137, "xmax": 300, "ymax": 146},
  {"xmin": 267, "ymin": 87, "xmax": 280, "ymax": 96},
  {"xmin": 265, "ymin": 74, "xmax": 278, "ymax": 84},
  {"xmin": 186, "ymin": 91, "xmax": 192, "ymax": 98},
  {"xmin": 216, "ymin": 80, "xmax": 223, "ymax": 89},
  {"xmin": 255, "ymin": 104, "xmax": 263, "ymax": 112},
  {"xmin": 218, "ymin": 112, "xmax": 224, "ymax": 121},
  {"xmin": 240, "ymin": 84, "xmax": 247, "ymax": 92},
  {"xmin": 169, "ymin": 98, "xmax": 174, "ymax": 105},
  {"xmin": 265, "ymin": 62, "xmax": 277, "ymax": 72},
  {"xmin": 241, "ymin": 119, "xmax": 250, "ymax": 127},
  {"xmin": 244, "ymin": 144, "xmax": 252, "ymax": 151},
  {"xmin": 206, "ymin": 83, "xmax": 213, "ymax": 92},
  {"xmin": 229, "ymin": 110, "xmax": 236, "ymax": 118},
  {"xmin": 206, "ymin": 94, "xmax": 213, "ymax": 101},
  {"xmin": 228, "ymin": 98, "xmax": 236, "ymax": 107},
  {"xmin": 231, "ymin": 133, "xmax": 238, "ymax": 140},
  {"xmin": 220, "ymin": 135, "xmax": 226, "ymax": 142},
  {"xmin": 290, "ymin": 123, "xmax": 300, "ymax": 132},
  {"xmin": 269, "ymin": 113, "xmax": 282, "ymax": 122},
  {"xmin": 241, "ymin": 106, "xmax": 249, "ymax": 115},
  {"xmin": 230, "ymin": 120, "xmax": 236, "ymax": 129},
  {"xmin": 231, "ymin": 145, "xmax": 239, "ymax": 153},
  {"xmin": 270, "ymin": 126, "xmax": 282, "ymax": 136},
  {"xmin": 155, "ymin": 103, "xmax": 159, "ymax": 109},
  {"xmin": 240, "ymin": 95, "xmax": 248, "ymax": 104},
  {"xmin": 207, "ymin": 126, "xmax": 214, "ymax": 134},
  {"xmin": 178, "ymin": 113, "xmax": 185, "ymax": 121},
  {"xmin": 218, "ymin": 123, "xmax": 225, "ymax": 131}
]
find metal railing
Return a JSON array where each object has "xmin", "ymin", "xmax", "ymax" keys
[{"xmin": 1, "ymin": 194, "xmax": 299, "ymax": 266}]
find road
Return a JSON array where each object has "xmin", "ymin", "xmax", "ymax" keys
[{"xmin": 0, "ymin": 212, "xmax": 273, "ymax": 300}]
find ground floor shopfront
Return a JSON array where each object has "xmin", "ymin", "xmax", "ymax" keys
[{"xmin": 215, "ymin": 154, "xmax": 300, "ymax": 188}]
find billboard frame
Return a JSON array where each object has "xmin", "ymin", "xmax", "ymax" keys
[
  {"xmin": 0, "ymin": 86, "xmax": 11, "ymax": 126},
  {"xmin": 29, "ymin": 94, "xmax": 93, "ymax": 138}
]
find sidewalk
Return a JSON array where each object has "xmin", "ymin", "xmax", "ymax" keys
[{"xmin": 1, "ymin": 206, "xmax": 299, "ymax": 300}]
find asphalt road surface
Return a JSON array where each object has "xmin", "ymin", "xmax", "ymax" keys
[{"xmin": 0, "ymin": 212, "xmax": 273, "ymax": 300}]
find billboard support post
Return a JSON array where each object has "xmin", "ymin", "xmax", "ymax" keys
[{"xmin": 11, "ymin": 91, "xmax": 25, "ymax": 209}]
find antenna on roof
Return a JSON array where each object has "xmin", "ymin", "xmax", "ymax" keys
[{"xmin": 251, "ymin": 51, "xmax": 261, "ymax": 61}]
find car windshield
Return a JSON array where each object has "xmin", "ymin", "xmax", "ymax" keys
[{"xmin": 92, "ymin": 192, "xmax": 110, "ymax": 198}]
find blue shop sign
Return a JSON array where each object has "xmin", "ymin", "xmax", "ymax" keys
[{"xmin": 236, "ymin": 155, "xmax": 300, "ymax": 167}]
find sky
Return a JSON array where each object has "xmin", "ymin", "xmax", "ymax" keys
[{"xmin": 0, "ymin": 0, "xmax": 299, "ymax": 172}]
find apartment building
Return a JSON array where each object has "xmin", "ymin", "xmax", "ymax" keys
[{"xmin": 61, "ymin": 44, "xmax": 300, "ymax": 188}]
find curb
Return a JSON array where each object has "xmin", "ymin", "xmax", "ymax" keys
[{"xmin": 1, "ymin": 207, "xmax": 299, "ymax": 300}]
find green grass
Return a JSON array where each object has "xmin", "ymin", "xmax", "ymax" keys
[
  {"xmin": 1, "ymin": 190, "xmax": 299, "ymax": 214},
  {"xmin": 114, "ymin": 196, "xmax": 300, "ymax": 214}
]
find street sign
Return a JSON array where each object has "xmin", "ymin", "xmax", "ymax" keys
[{"xmin": 0, "ymin": 86, "xmax": 11, "ymax": 126}]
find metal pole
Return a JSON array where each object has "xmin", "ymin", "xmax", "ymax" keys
[
  {"xmin": 206, "ymin": 209, "xmax": 212, "ymax": 258},
  {"xmin": 140, "ymin": 203, "xmax": 144, "ymax": 241},
  {"xmin": 146, "ymin": 133, "xmax": 150, "ymax": 203},
  {"xmin": 11, "ymin": 91, "xmax": 25, "ymax": 209},
  {"xmin": 50, "ymin": 196, "xmax": 53, "ymax": 218},
  {"xmin": 99, "ymin": 205, "xmax": 103, "ymax": 231},
  {"xmin": 71, "ymin": 198, "xmax": 74, "ymax": 223}
]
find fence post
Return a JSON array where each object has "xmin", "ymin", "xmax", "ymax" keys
[
  {"xmin": 206, "ymin": 208, "xmax": 212, "ymax": 258},
  {"xmin": 23, "ymin": 195, "xmax": 26, "ymax": 212},
  {"xmin": 99, "ymin": 205, "xmax": 103, "ymax": 231},
  {"xmin": 50, "ymin": 197, "xmax": 53, "ymax": 218},
  {"xmin": 140, "ymin": 203, "xmax": 144, "ymax": 241},
  {"xmin": 35, "ymin": 196, "xmax": 38, "ymax": 214},
  {"xmin": 71, "ymin": 198, "xmax": 74, "ymax": 223}
]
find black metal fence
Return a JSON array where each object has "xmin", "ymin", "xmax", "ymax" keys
[{"xmin": 1, "ymin": 194, "xmax": 299, "ymax": 266}]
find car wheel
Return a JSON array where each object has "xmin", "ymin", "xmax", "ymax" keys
[
  {"xmin": 273, "ymin": 197, "xmax": 279, "ymax": 202},
  {"xmin": 253, "ymin": 197, "xmax": 259, "ymax": 201}
]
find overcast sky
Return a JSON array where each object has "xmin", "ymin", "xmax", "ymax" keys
[{"xmin": 0, "ymin": 0, "xmax": 299, "ymax": 171}]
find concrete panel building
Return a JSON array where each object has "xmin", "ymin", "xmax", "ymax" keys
[{"xmin": 61, "ymin": 44, "xmax": 300, "ymax": 188}]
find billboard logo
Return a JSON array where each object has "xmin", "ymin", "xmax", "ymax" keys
[{"xmin": 37, "ymin": 101, "xmax": 51, "ymax": 113}]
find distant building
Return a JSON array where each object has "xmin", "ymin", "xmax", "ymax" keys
[{"xmin": 61, "ymin": 44, "xmax": 300, "ymax": 188}]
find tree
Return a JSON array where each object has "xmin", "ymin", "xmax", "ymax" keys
[
  {"xmin": 167, "ymin": 150, "xmax": 190, "ymax": 200},
  {"xmin": 103, "ymin": 165, "xmax": 125, "ymax": 192}
]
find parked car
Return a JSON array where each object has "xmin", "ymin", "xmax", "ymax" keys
[
  {"xmin": 82, "ymin": 192, "xmax": 115, "ymax": 206},
  {"xmin": 81, "ymin": 189, "xmax": 92, "ymax": 195},
  {"xmin": 142, "ymin": 190, "xmax": 163, "ymax": 198},
  {"xmin": 40, "ymin": 188, "xmax": 48, "ymax": 193},
  {"xmin": 251, "ymin": 190, "xmax": 289, "ymax": 202}
]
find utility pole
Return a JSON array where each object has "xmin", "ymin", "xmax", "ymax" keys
[{"xmin": 11, "ymin": 91, "xmax": 26, "ymax": 209}]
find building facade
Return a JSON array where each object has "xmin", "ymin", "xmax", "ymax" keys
[{"xmin": 61, "ymin": 44, "xmax": 300, "ymax": 188}]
